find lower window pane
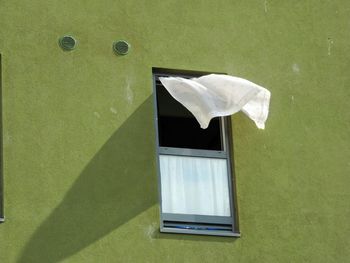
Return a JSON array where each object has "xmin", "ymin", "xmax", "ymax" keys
[{"xmin": 160, "ymin": 155, "xmax": 231, "ymax": 217}]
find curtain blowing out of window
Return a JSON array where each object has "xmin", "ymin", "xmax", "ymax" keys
[
  {"xmin": 157, "ymin": 73, "xmax": 270, "ymax": 223},
  {"xmin": 159, "ymin": 74, "xmax": 271, "ymax": 129}
]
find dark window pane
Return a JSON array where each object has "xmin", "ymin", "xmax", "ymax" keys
[{"xmin": 156, "ymin": 82, "xmax": 222, "ymax": 151}]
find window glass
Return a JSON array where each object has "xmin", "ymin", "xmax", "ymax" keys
[{"xmin": 160, "ymin": 155, "xmax": 231, "ymax": 216}]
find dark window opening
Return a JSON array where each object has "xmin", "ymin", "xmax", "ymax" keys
[{"xmin": 156, "ymin": 81, "xmax": 223, "ymax": 151}]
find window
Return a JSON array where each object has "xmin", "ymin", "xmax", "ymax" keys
[{"xmin": 153, "ymin": 68, "xmax": 240, "ymax": 237}]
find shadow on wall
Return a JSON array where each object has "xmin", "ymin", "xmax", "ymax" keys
[{"xmin": 18, "ymin": 96, "xmax": 158, "ymax": 263}]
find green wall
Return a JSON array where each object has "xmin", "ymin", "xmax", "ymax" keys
[{"xmin": 1, "ymin": 1, "xmax": 349, "ymax": 262}]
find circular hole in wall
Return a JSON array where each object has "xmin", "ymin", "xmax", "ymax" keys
[
  {"xmin": 59, "ymin": 36, "xmax": 77, "ymax": 51},
  {"xmin": 113, "ymin": 40, "xmax": 130, "ymax": 55}
]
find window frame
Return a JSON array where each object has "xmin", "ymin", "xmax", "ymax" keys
[
  {"xmin": 152, "ymin": 68, "xmax": 240, "ymax": 237},
  {"xmin": 0, "ymin": 53, "xmax": 4, "ymax": 223}
]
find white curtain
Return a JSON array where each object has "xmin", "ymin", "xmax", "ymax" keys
[
  {"xmin": 159, "ymin": 74, "xmax": 271, "ymax": 129},
  {"xmin": 160, "ymin": 155, "xmax": 231, "ymax": 217}
]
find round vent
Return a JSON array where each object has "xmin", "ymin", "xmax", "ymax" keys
[
  {"xmin": 113, "ymin": 40, "xmax": 130, "ymax": 55},
  {"xmin": 59, "ymin": 36, "xmax": 77, "ymax": 51}
]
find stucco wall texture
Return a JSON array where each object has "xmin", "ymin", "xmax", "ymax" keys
[{"xmin": 0, "ymin": 1, "xmax": 349, "ymax": 262}]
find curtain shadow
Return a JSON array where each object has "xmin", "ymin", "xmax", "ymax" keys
[{"xmin": 18, "ymin": 96, "xmax": 157, "ymax": 263}]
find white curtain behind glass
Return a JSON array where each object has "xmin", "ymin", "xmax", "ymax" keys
[{"xmin": 160, "ymin": 155, "xmax": 231, "ymax": 217}]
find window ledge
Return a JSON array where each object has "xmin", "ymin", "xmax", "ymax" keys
[{"xmin": 161, "ymin": 227, "xmax": 241, "ymax": 237}]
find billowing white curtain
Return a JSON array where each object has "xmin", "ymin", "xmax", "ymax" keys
[
  {"xmin": 160, "ymin": 155, "xmax": 231, "ymax": 217},
  {"xmin": 159, "ymin": 74, "xmax": 271, "ymax": 129}
]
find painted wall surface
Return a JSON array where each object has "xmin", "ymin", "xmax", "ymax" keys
[{"xmin": 0, "ymin": 1, "xmax": 349, "ymax": 262}]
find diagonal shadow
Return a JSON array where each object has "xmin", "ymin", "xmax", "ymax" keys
[{"xmin": 18, "ymin": 96, "xmax": 157, "ymax": 263}]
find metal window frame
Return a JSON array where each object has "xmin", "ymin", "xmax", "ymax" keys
[
  {"xmin": 0, "ymin": 53, "xmax": 4, "ymax": 223},
  {"xmin": 152, "ymin": 68, "xmax": 240, "ymax": 237}
]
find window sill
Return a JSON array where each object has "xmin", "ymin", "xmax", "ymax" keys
[{"xmin": 160, "ymin": 226, "xmax": 241, "ymax": 237}]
